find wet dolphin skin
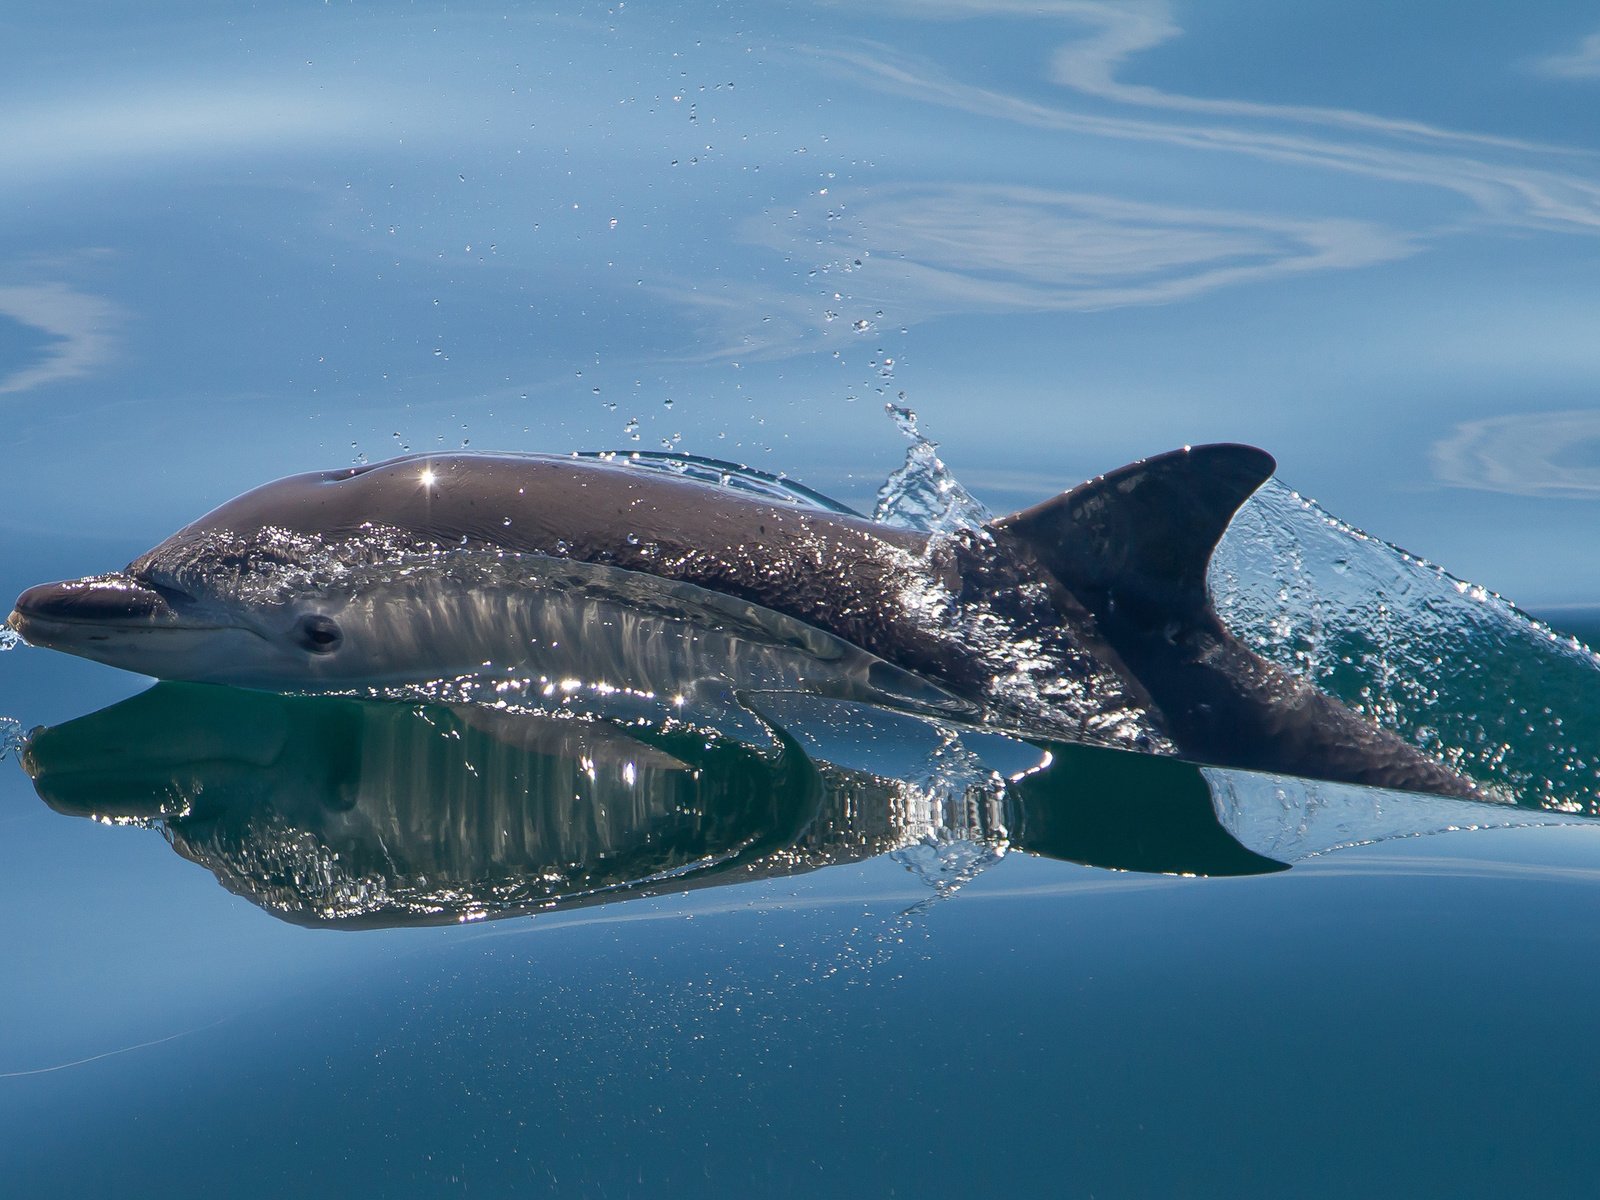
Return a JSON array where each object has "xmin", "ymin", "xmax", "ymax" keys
[{"xmin": 9, "ymin": 445, "xmax": 1477, "ymax": 797}]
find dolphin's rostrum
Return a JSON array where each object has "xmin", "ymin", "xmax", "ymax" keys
[{"xmin": 9, "ymin": 444, "xmax": 1477, "ymax": 797}]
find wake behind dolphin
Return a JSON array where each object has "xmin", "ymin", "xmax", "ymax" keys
[{"xmin": 9, "ymin": 444, "xmax": 1477, "ymax": 798}]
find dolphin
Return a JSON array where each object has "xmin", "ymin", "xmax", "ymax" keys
[{"xmin": 8, "ymin": 444, "xmax": 1478, "ymax": 797}]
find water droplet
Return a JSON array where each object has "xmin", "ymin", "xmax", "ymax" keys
[{"xmin": 0, "ymin": 716, "xmax": 22, "ymax": 758}]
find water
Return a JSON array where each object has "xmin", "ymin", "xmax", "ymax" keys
[
  {"xmin": 6, "ymin": 450, "xmax": 1600, "ymax": 1196},
  {"xmin": 1213, "ymin": 481, "xmax": 1600, "ymax": 810},
  {"xmin": 8, "ymin": 2, "xmax": 1600, "ymax": 1196},
  {"xmin": 873, "ymin": 403, "xmax": 994, "ymax": 535}
]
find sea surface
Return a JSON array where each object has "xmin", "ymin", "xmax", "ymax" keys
[{"xmin": 7, "ymin": 3, "xmax": 1600, "ymax": 1197}]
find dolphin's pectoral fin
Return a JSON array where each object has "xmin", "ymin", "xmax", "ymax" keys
[{"xmin": 990, "ymin": 444, "xmax": 1275, "ymax": 627}]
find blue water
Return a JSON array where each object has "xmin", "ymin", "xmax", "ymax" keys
[{"xmin": 8, "ymin": 2, "xmax": 1600, "ymax": 1195}]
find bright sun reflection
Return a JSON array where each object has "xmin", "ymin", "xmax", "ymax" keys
[{"xmin": 420, "ymin": 468, "xmax": 437, "ymax": 488}]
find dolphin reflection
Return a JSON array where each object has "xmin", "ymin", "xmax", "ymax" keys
[{"xmin": 19, "ymin": 685, "xmax": 1582, "ymax": 930}]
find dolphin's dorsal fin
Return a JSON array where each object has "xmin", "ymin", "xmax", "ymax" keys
[{"xmin": 991, "ymin": 444, "xmax": 1276, "ymax": 625}]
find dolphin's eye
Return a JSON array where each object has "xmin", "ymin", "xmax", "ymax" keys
[{"xmin": 294, "ymin": 614, "xmax": 343, "ymax": 654}]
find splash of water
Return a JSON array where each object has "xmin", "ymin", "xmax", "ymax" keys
[
  {"xmin": 873, "ymin": 404, "xmax": 993, "ymax": 535},
  {"xmin": 0, "ymin": 717, "xmax": 23, "ymax": 761},
  {"xmin": 887, "ymin": 728, "xmax": 1010, "ymax": 901},
  {"xmin": 1211, "ymin": 480, "xmax": 1600, "ymax": 811},
  {"xmin": 0, "ymin": 628, "xmax": 19, "ymax": 652},
  {"xmin": 870, "ymin": 433, "xmax": 1600, "ymax": 808}
]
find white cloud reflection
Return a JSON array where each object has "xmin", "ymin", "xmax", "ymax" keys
[
  {"xmin": 0, "ymin": 283, "xmax": 120, "ymax": 397},
  {"xmin": 678, "ymin": 1, "xmax": 1600, "ymax": 360},
  {"xmin": 0, "ymin": 85, "xmax": 380, "ymax": 183},
  {"xmin": 814, "ymin": 2, "xmax": 1600, "ymax": 236},
  {"xmin": 1433, "ymin": 411, "xmax": 1600, "ymax": 498},
  {"xmin": 1532, "ymin": 32, "xmax": 1600, "ymax": 81},
  {"xmin": 883, "ymin": 0, "xmax": 1563, "ymax": 150},
  {"xmin": 1037, "ymin": 0, "xmax": 1576, "ymax": 153},
  {"xmin": 672, "ymin": 184, "xmax": 1410, "ymax": 359},
  {"xmin": 795, "ymin": 185, "xmax": 1408, "ymax": 308}
]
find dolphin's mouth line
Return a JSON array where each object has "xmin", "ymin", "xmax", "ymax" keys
[{"xmin": 8, "ymin": 608, "xmax": 237, "ymax": 639}]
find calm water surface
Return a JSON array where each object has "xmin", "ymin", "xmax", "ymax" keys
[{"xmin": 7, "ymin": 3, "xmax": 1600, "ymax": 1196}]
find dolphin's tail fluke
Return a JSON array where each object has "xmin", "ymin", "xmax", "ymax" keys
[{"xmin": 989, "ymin": 445, "xmax": 1481, "ymax": 800}]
